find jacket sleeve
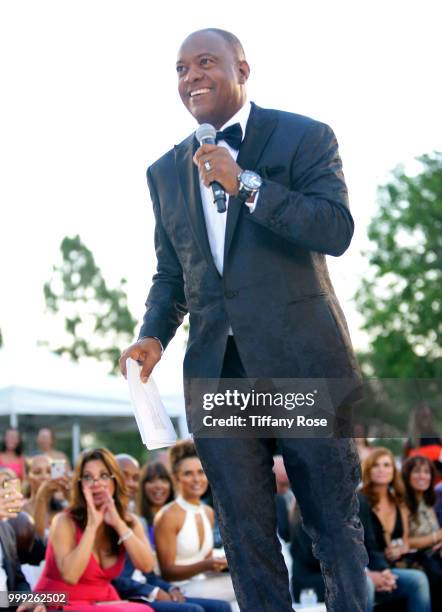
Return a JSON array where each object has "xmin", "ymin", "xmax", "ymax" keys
[
  {"xmin": 138, "ymin": 167, "xmax": 188, "ymax": 349},
  {"xmin": 249, "ymin": 122, "xmax": 354, "ymax": 257},
  {"xmin": 0, "ymin": 525, "xmax": 31, "ymax": 593},
  {"xmin": 112, "ymin": 575, "xmax": 157, "ymax": 598}
]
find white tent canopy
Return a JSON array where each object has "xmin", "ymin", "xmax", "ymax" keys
[{"xmin": 0, "ymin": 348, "xmax": 187, "ymax": 460}]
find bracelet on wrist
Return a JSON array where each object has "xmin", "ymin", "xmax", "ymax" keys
[{"xmin": 117, "ymin": 528, "xmax": 133, "ymax": 545}]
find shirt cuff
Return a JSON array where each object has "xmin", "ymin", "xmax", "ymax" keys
[
  {"xmin": 140, "ymin": 336, "xmax": 164, "ymax": 354},
  {"xmin": 147, "ymin": 587, "xmax": 160, "ymax": 602},
  {"xmin": 244, "ymin": 190, "xmax": 259, "ymax": 213}
]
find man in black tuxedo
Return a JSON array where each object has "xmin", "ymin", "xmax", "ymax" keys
[{"xmin": 120, "ymin": 28, "xmax": 367, "ymax": 611}]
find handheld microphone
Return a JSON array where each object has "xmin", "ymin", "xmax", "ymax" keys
[{"xmin": 195, "ymin": 123, "xmax": 227, "ymax": 213}]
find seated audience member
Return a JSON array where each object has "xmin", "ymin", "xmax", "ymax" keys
[
  {"xmin": 114, "ymin": 455, "xmax": 230, "ymax": 612},
  {"xmin": 138, "ymin": 461, "xmax": 175, "ymax": 546},
  {"xmin": 155, "ymin": 441, "xmax": 237, "ymax": 610},
  {"xmin": 0, "ymin": 467, "xmax": 45, "ymax": 559},
  {"xmin": 402, "ymin": 455, "xmax": 442, "ymax": 609},
  {"xmin": 290, "ymin": 503, "xmax": 406, "ymax": 612},
  {"xmin": 0, "ymin": 467, "xmax": 43, "ymax": 557},
  {"xmin": 22, "ymin": 455, "xmax": 70, "ymax": 539},
  {"xmin": 35, "ymin": 428, "xmax": 70, "ymax": 466},
  {"xmin": 359, "ymin": 447, "xmax": 431, "ymax": 612},
  {"xmin": 0, "ymin": 428, "xmax": 26, "ymax": 480},
  {"xmin": 0, "ymin": 519, "xmax": 44, "ymax": 612},
  {"xmin": 34, "ymin": 448, "xmax": 154, "ymax": 611},
  {"xmin": 115, "ymin": 454, "xmax": 141, "ymax": 513},
  {"xmin": 407, "ymin": 437, "xmax": 442, "ymax": 488},
  {"xmin": 2, "ymin": 463, "xmax": 47, "ymax": 588},
  {"xmin": 0, "ymin": 477, "xmax": 46, "ymax": 612}
]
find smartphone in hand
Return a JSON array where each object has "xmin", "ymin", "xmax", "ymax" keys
[{"xmin": 51, "ymin": 460, "xmax": 66, "ymax": 479}]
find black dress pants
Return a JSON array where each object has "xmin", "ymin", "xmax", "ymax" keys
[{"xmin": 193, "ymin": 337, "xmax": 368, "ymax": 612}]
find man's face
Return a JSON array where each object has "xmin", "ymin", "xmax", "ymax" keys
[
  {"xmin": 118, "ymin": 458, "xmax": 140, "ymax": 501},
  {"xmin": 176, "ymin": 31, "xmax": 249, "ymax": 129}
]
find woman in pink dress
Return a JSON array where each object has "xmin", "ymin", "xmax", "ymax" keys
[
  {"xmin": 35, "ymin": 448, "xmax": 153, "ymax": 611},
  {"xmin": 0, "ymin": 427, "xmax": 26, "ymax": 479}
]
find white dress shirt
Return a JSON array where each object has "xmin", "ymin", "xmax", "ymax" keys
[{"xmin": 198, "ymin": 101, "xmax": 256, "ymax": 276}]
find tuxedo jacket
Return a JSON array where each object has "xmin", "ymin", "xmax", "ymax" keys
[
  {"xmin": 0, "ymin": 521, "xmax": 30, "ymax": 594},
  {"xmin": 140, "ymin": 103, "xmax": 361, "ymax": 395}
]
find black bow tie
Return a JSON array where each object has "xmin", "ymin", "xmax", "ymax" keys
[{"xmin": 215, "ymin": 123, "xmax": 243, "ymax": 150}]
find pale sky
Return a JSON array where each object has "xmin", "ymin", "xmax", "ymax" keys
[{"xmin": 1, "ymin": 1, "xmax": 441, "ymax": 397}]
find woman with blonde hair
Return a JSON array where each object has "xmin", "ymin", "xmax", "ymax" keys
[
  {"xmin": 358, "ymin": 447, "xmax": 431, "ymax": 611},
  {"xmin": 35, "ymin": 448, "xmax": 153, "ymax": 611},
  {"xmin": 22, "ymin": 454, "xmax": 70, "ymax": 539}
]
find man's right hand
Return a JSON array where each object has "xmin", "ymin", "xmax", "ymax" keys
[{"xmin": 119, "ymin": 337, "xmax": 163, "ymax": 383}]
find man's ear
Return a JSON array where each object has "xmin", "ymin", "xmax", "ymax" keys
[{"xmin": 238, "ymin": 60, "xmax": 250, "ymax": 84}]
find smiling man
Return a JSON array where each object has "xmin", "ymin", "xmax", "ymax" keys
[{"xmin": 120, "ymin": 28, "xmax": 368, "ymax": 611}]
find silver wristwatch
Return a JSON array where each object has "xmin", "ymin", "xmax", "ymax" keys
[{"xmin": 237, "ymin": 170, "xmax": 262, "ymax": 202}]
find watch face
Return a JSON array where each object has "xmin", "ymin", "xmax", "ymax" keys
[{"xmin": 242, "ymin": 170, "xmax": 262, "ymax": 190}]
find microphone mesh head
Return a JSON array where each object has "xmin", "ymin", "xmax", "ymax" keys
[{"xmin": 195, "ymin": 123, "xmax": 216, "ymax": 144}]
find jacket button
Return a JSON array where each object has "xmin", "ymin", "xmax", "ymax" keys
[{"xmin": 225, "ymin": 290, "xmax": 237, "ymax": 299}]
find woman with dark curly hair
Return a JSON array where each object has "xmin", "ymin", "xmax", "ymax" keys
[
  {"xmin": 34, "ymin": 448, "xmax": 153, "ymax": 611},
  {"xmin": 137, "ymin": 461, "xmax": 174, "ymax": 546},
  {"xmin": 402, "ymin": 455, "xmax": 442, "ymax": 609},
  {"xmin": 358, "ymin": 447, "xmax": 431, "ymax": 612}
]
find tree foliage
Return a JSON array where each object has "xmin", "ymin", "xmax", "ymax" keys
[
  {"xmin": 356, "ymin": 152, "xmax": 442, "ymax": 378},
  {"xmin": 43, "ymin": 235, "xmax": 137, "ymax": 374}
]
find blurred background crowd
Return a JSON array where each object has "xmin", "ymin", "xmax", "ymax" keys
[{"xmin": 1, "ymin": 420, "xmax": 442, "ymax": 612}]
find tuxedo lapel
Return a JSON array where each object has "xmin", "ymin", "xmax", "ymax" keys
[
  {"xmin": 174, "ymin": 104, "xmax": 278, "ymax": 277},
  {"xmin": 223, "ymin": 103, "xmax": 278, "ymax": 266},
  {"xmin": 174, "ymin": 135, "xmax": 221, "ymax": 277}
]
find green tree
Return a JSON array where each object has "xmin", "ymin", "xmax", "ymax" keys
[
  {"xmin": 355, "ymin": 152, "xmax": 442, "ymax": 378},
  {"xmin": 43, "ymin": 235, "xmax": 137, "ymax": 374}
]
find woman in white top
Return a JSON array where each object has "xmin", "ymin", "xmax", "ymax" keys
[{"xmin": 155, "ymin": 440, "xmax": 238, "ymax": 610}]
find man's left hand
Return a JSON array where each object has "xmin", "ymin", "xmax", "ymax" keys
[{"xmin": 194, "ymin": 144, "xmax": 241, "ymax": 196}]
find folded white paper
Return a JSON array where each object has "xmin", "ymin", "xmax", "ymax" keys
[{"xmin": 126, "ymin": 358, "xmax": 177, "ymax": 450}]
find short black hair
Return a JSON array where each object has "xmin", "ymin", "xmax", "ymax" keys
[{"xmin": 186, "ymin": 28, "xmax": 246, "ymax": 61}]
